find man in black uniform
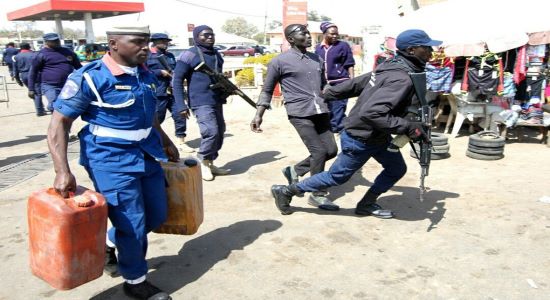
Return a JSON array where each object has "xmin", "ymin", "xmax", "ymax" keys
[
  {"xmin": 270, "ymin": 29, "xmax": 441, "ymax": 216},
  {"xmin": 146, "ymin": 33, "xmax": 193, "ymax": 153},
  {"xmin": 13, "ymin": 43, "xmax": 46, "ymax": 116}
]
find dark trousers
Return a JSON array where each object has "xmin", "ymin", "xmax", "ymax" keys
[
  {"xmin": 86, "ymin": 158, "xmax": 167, "ymax": 280},
  {"xmin": 156, "ymin": 95, "xmax": 187, "ymax": 137},
  {"xmin": 193, "ymin": 104, "xmax": 225, "ymax": 161},
  {"xmin": 21, "ymin": 73, "xmax": 45, "ymax": 114},
  {"xmin": 41, "ymin": 83, "xmax": 62, "ymax": 111},
  {"xmin": 327, "ymin": 98, "xmax": 348, "ymax": 133},
  {"xmin": 6, "ymin": 62, "xmax": 14, "ymax": 78},
  {"xmin": 297, "ymin": 130, "xmax": 407, "ymax": 195},
  {"xmin": 288, "ymin": 113, "xmax": 338, "ymax": 178}
]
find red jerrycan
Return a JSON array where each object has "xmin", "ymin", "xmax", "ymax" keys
[
  {"xmin": 27, "ymin": 186, "xmax": 108, "ymax": 290},
  {"xmin": 154, "ymin": 159, "xmax": 204, "ymax": 235}
]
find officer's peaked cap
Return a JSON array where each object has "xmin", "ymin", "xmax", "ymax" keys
[
  {"xmin": 106, "ymin": 25, "xmax": 150, "ymax": 36},
  {"xmin": 43, "ymin": 33, "xmax": 60, "ymax": 41},
  {"xmin": 151, "ymin": 33, "xmax": 172, "ymax": 41}
]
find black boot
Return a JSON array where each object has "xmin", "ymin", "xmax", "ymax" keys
[
  {"xmin": 270, "ymin": 184, "xmax": 303, "ymax": 215},
  {"xmin": 123, "ymin": 280, "xmax": 172, "ymax": 300},
  {"xmin": 104, "ymin": 246, "xmax": 119, "ymax": 277},
  {"xmin": 355, "ymin": 190, "xmax": 394, "ymax": 219}
]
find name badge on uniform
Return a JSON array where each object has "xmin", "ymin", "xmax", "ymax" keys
[{"xmin": 115, "ymin": 85, "xmax": 132, "ymax": 90}]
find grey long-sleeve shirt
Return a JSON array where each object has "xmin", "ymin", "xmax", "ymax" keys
[{"xmin": 257, "ymin": 48, "xmax": 328, "ymax": 117}]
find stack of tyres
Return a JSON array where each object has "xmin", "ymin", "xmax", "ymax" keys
[
  {"xmin": 466, "ymin": 131, "xmax": 505, "ymax": 160},
  {"xmin": 410, "ymin": 132, "xmax": 450, "ymax": 160}
]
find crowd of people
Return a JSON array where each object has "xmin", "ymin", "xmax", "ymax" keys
[{"xmin": 3, "ymin": 21, "xmax": 440, "ymax": 299}]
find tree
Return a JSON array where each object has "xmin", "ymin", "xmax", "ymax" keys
[
  {"xmin": 307, "ymin": 10, "xmax": 331, "ymax": 22},
  {"xmin": 62, "ymin": 28, "xmax": 85, "ymax": 40},
  {"xmin": 268, "ymin": 20, "xmax": 282, "ymax": 30},
  {"xmin": 221, "ymin": 17, "xmax": 258, "ymax": 38},
  {"xmin": 252, "ymin": 32, "xmax": 268, "ymax": 44}
]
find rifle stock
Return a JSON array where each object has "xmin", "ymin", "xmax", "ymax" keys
[{"xmin": 194, "ymin": 62, "xmax": 257, "ymax": 109}]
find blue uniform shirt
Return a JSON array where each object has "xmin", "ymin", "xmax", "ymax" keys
[
  {"xmin": 146, "ymin": 47, "xmax": 176, "ymax": 97},
  {"xmin": 13, "ymin": 50, "xmax": 36, "ymax": 79},
  {"xmin": 315, "ymin": 40, "xmax": 355, "ymax": 85},
  {"xmin": 28, "ymin": 47, "xmax": 82, "ymax": 91},
  {"xmin": 2, "ymin": 47, "xmax": 18, "ymax": 64},
  {"xmin": 54, "ymin": 53, "xmax": 167, "ymax": 172},
  {"xmin": 172, "ymin": 46, "xmax": 225, "ymax": 112}
]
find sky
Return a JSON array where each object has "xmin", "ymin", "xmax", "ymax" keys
[{"xmin": 0, "ymin": 0, "xmax": 399, "ymax": 39}]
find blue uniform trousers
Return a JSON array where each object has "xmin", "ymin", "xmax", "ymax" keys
[
  {"xmin": 193, "ymin": 104, "xmax": 225, "ymax": 161},
  {"xmin": 21, "ymin": 73, "xmax": 45, "ymax": 114},
  {"xmin": 156, "ymin": 95, "xmax": 187, "ymax": 137},
  {"xmin": 297, "ymin": 130, "xmax": 407, "ymax": 195},
  {"xmin": 85, "ymin": 157, "xmax": 168, "ymax": 280},
  {"xmin": 327, "ymin": 98, "xmax": 348, "ymax": 133},
  {"xmin": 41, "ymin": 83, "xmax": 62, "ymax": 112}
]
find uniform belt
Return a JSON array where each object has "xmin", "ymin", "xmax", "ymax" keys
[{"xmin": 89, "ymin": 124, "xmax": 152, "ymax": 141}]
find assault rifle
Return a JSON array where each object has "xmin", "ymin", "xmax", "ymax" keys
[
  {"xmin": 194, "ymin": 62, "xmax": 257, "ymax": 109},
  {"xmin": 388, "ymin": 72, "xmax": 433, "ymax": 201},
  {"xmin": 157, "ymin": 54, "xmax": 174, "ymax": 95},
  {"xmin": 156, "ymin": 54, "xmax": 173, "ymax": 74},
  {"xmin": 410, "ymin": 72, "xmax": 433, "ymax": 202}
]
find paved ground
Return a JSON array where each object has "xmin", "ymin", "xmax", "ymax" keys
[{"xmin": 1, "ymin": 65, "xmax": 549, "ymax": 299}]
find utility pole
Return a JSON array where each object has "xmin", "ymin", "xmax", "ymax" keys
[{"xmin": 263, "ymin": 2, "xmax": 268, "ymax": 45}]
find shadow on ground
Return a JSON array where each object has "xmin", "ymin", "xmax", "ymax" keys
[
  {"xmin": 0, "ymin": 135, "xmax": 46, "ymax": 148},
  {"xmin": 289, "ymin": 171, "xmax": 459, "ymax": 232},
  {"xmin": 91, "ymin": 219, "xmax": 282, "ymax": 300},
  {"xmin": 0, "ymin": 153, "xmax": 44, "ymax": 168},
  {"xmin": 222, "ymin": 151, "xmax": 284, "ymax": 175}
]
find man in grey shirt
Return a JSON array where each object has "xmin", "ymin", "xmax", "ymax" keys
[{"xmin": 250, "ymin": 24, "xmax": 338, "ymax": 214}]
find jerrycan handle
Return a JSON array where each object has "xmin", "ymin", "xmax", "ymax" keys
[{"xmin": 47, "ymin": 187, "xmax": 95, "ymax": 207}]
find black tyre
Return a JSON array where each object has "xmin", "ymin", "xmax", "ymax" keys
[
  {"xmin": 466, "ymin": 149, "xmax": 504, "ymax": 160},
  {"xmin": 411, "ymin": 143, "xmax": 450, "ymax": 153},
  {"xmin": 469, "ymin": 131, "xmax": 505, "ymax": 147},
  {"xmin": 431, "ymin": 132, "xmax": 448, "ymax": 146},
  {"xmin": 468, "ymin": 144, "xmax": 504, "ymax": 155}
]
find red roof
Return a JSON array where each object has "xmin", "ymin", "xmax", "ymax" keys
[{"xmin": 7, "ymin": 0, "xmax": 144, "ymax": 21}]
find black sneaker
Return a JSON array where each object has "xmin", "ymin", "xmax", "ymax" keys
[
  {"xmin": 281, "ymin": 166, "xmax": 303, "ymax": 197},
  {"xmin": 355, "ymin": 203, "xmax": 394, "ymax": 219},
  {"xmin": 104, "ymin": 246, "xmax": 118, "ymax": 277},
  {"xmin": 123, "ymin": 280, "xmax": 172, "ymax": 300},
  {"xmin": 270, "ymin": 185, "xmax": 293, "ymax": 215}
]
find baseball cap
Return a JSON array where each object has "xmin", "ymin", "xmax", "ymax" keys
[{"xmin": 396, "ymin": 29, "xmax": 442, "ymax": 50}]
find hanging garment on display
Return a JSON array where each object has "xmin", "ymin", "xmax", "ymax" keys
[{"xmin": 461, "ymin": 53, "xmax": 504, "ymax": 96}]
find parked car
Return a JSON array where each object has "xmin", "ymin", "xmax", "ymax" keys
[
  {"xmin": 74, "ymin": 43, "xmax": 108, "ymax": 61},
  {"xmin": 219, "ymin": 45, "xmax": 255, "ymax": 57},
  {"xmin": 214, "ymin": 44, "xmax": 228, "ymax": 51}
]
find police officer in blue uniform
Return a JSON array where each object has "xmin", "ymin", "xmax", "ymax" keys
[
  {"xmin": 2, "ymin": 42, "xmax": 18, "ymax": 80},
  {"xmin": 146, "ymin": 33, "xmax": 193, "ymax": 153},
  {"xmin": 47, "ymin": 25, "xmax": 177, "ymax": 300},
  {"xmin": 13, "ymin": 42, "xmax": 46, "ymax": 116},
  {"xmin": 172, "ymin": 25, "xmax": 230, "ymax": 181},
  {"xmin": 28, "ymin": 33, "xmax": 82, "ymax": 112}
]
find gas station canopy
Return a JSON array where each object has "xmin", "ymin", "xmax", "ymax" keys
[
  {"xmin": 7, "ymin": 1, "xmax": 144, "ymax": 43},
  {"xmin": 7, "ymin": 0, "xmax": 144, "ymax": 21}
]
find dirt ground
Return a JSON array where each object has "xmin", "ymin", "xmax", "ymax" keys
[{"xmin": 1, "ymin": 67, "xmax": 549, "ymax": 299}]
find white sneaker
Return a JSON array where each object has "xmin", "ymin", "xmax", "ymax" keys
[
  {"xmin": 176, "ymin": 137, "xmax": 195, "ymax": 153},
  {"xmin": 200, "ymin": 159, "xmax": 214, "ymax": 181},
  {"xmin": 209, "ymin": 161, "xmax": 230, "ymax": 176}
]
